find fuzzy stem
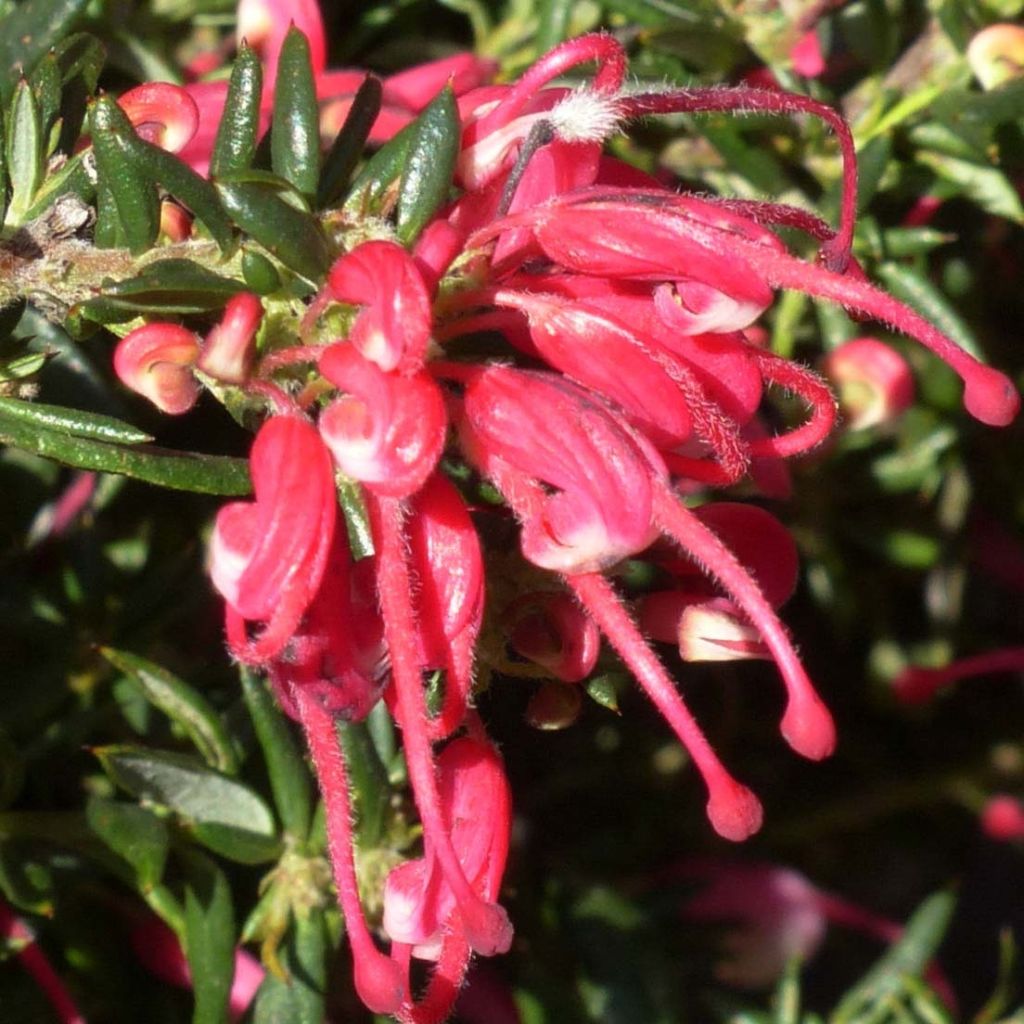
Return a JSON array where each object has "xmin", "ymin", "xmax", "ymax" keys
[
  {"xmin": 373, "ymin": 495, "xmax": 512, "ymax": 956},
  {"xmin": 619, "ymin": 88, "xmax": 858, "ymax": 272},
  {"xmin": 397, "ymin": 931, "xmax": 472, "ymax": 1024},
  {"xmin": 566, "ymin": 571, "xmax": 763, "ymax": 841},
  {"xmin": 295, "ymin": 686, "xmax": 406, "ymax": 1014},
  {"xmin": 652, "ymin": 480, "xmax": 836, "ymax": 761}
]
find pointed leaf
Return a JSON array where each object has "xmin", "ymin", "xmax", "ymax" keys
[
  {"xmin": 338, "ymin": 720, "xmax": 389, "ymax": 848},
  {"xmin": 271, "ymin": 26, "xmax": 319, "ymax": 200},
  {"xmin": 90, "ymin": 96, "xmax": 159, "ymax": 254},
  {"xmin": 251, "ymin": 912, "xmax": 326, "ymax": 1024},
  {"xmin": 95, "ymin": 257, "xmax": 247, "ymax": 314},
  {"xmin": 343, "ymin": 119, "xmax": 412, "ymax": 216},
  {"xmin": 239, "ymin": 668, "xmax": 312, "ymax": 840},
  {"xmin": 0, "ymin": 0, "xmax": 90, "ymax": 104},
  {"xmin": 6, "ymin": 79, "xmax": 45, "ymax": 224},
  {"xmin": 210, "ymin": 42, "xmax": 262, "ymax": 179},
  {"xmin": 317, "ymin": 74, "xmax": 381, "ymax": 210},
  {"xmin": 0, "ymin": 416, "xmax": 252, "ymax": 495},
  {"xmin": 217, "ymin": 178, "xmax": 331, "ymax": 282},
  {"xmin": 396, "ymin": 84, "xmax": 459, "ymax": 245},
  {"xmin": 94, "ymin": 746, "xmax": 280, "ymax": 864},
  {"xmin": 181, "ymin": 849, "xmax": 236, "ymax": 1024},
  {"xmin": 28, "ymin": 52, "xmax": 61, "ymax": 144},
  {"xmin": 0, "ymin": 395, "xmax": 152, "ymax": 443},
  {"xmin": 22, "ymin": 148, "xmax": 95, "ymax": 221},
  {"xmin": 100, "ymin": 647, "xmax": 238, "ymax": 773},
  {"xmin": 85, "ymin": 795, "xmax": 169, "ymax": 889}
]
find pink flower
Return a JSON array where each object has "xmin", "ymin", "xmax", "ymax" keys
[
  {"xmin": 981, "ymin": 796, "xmax": 1024, "ymax": 841},
  {"xmin": 824, "ymin": 336, "xmax": 915, "ymax": 430},
  {"xmin": 113, "ymin": 322, "xmax": 201, "ymax": 415},
  {"xmin": 209, "ymin": 415, "xmax": 337, "ymax": 663},
  {"xmin": 197, "ymin": 292, "xmax": 263, "ymax": 384},
  {"xmin": 507, "ymin": 592, "xmax": 601, "ymax": 683}
]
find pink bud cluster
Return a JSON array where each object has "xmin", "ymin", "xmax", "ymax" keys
[{"xmin": 111, "ymin": 25, "xmax": 1020, "ymax": 1023}]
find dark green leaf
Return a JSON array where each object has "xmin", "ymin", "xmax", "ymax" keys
[
  {"xmin": 343, "ymin": 120, "xmax": 413, "ymax": 216},
  {"xmin": 100, "ymin": 647, "xmax": 238, "ymax": 773},
  {"xmin": 0, "ymin": 415, "xmax": 252, "ymax": 495},
  {"xmin": 85, "ymin": 795, "xmax": 169, "ymax": 889},
  {"xmin": 0, "ymin": 395, "xmax": 152, "ymax": 444},
  {"xmin": 90, "ymin": 96, "xmax": 160, "ymax": 254},
  {"xmin": 585, "ymin": 673, "xmax": 623, "ymax": 714},
  {"xmin": 271, "ymin": 26, "xmax": 319, "ymax": 200},
  {"xmin": 181, "ymin": 848, "xmax": 236, "ymax": 1024},
  {"xmin": 98, "ymin": 257, "xmax": 247, "ymax": 313},
  {"xmin": 217, "ymin": 178, "xmax": 332, "ymax": 282},
  {"xmin": 251, "ymin": 912, "xmax": 327, "ymax": 1024},
  {"xmin": 52, "ymin": 32, "xmax": 105, "ymax": 91},
  {"xmin": 241, "ymin": 248, "xmax": 282, "ymax": 294},
  {"xmin": 6, "ymin": 79, "xmax": 45, "ymax": 224},
  {"xmin": 0, "ymin": 0, "xmax": 90, "ymax": 104},
  {"xmin": 240, "ymin": 668, "xmax": 313, "ymax": 840},
  {"xmin": 210, "ymin": 42, "xmax": 262, "ymax": 179},
  {"xmin": 130, "ymin": 136, "xmax": 236, "ymax": 253},
  {"xmin": 338, "ymin": 720, "xmax": 389, "ymax": 848},
  {"xmin": 396, "ymin": 84, "xmax": 459, "ymax": 245},
  {"xmin": 93, "ymin": 178, "xmax": 128, "ymax": 249},
  {"xmin": 95, "ymin": 745, "xmax": 280, "ymax": 864},
  {"xmin": 317, "ymin": 74, "xmax": 382, "ymax": 210}
]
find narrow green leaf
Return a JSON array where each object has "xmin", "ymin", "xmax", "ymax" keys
[
  {"xmin": 0, "ymin": 415, "xmax": 252, "ymax": 495},
  {"xmin": 343, "ymin": 120, "xmax": 413, "ymax": 216},
  {"xmin": 217, "ymin": 178, "xmax": 332, "ymax": 282},
  {"xmin": 92, "ymin": 178, "xmax": 128, "ymax": 249},
  {"xmin": 103, "ymin": 258, "xmax": 247, "ymax": 308},
  {"xmin": 396, "ymin": 84, "xmax": 459, "ymax": 245},
  {"xmin": 337, "ymin": 476, "xmax": 373, "ymax": 558},
  {"xmin": 95, "ymin": 745, "xmax": 280, "ymax": 864},
  {"xmin": 875, "ymin": 262, "xmax": 983, "ymax": 359},
  {"xmin": 100, "ymin": 647, "xmax": 238, "ymax": 773},
  {"xmin": 338, "ymin": 721, "xmax": 389, "ymax": 848},
  {"xmin": 316, "ymin": 74, "xmax": 382, "ymax": 210},
  {"xmin": 537, "ymin": 0, "xmax": 573, "ymax": 51},
  {"xmin": 51, "ymin": 33, "xmax": 106, "ymax": 152},
  {"xmin": 239, "ymin": 668, "xmax": 313, "ymax": 840},
  {"xmin": 210, "ymin": 42, "xmax": 262, "ymax": 179},
  {"xmin": 271, "ymin": 26, "xmax": 319, "ymax": 200},
  {"xmin": 0, "ymin": 105, "xmax": 6, "ymax": 224},
  {"xmin": 22, "ymin": 148, "xmax": 95, "ymax": 221},
  {"xmin": 85, "ymin": 795, "xmax": 169, "ymax": 889},
  {"xmin": 28, "ymin": 52, "xmax": 61, "ymax": 144},
  {"xmin": 916, "ymin": 150, "xmax": 1024, "ymax": 225},
  {"xmin": 0, "ymin": 395, "xmax": 152, "ymax": 444},
  {"xmin": 0, "ymin": 0, "xmax": 90, "ymax": 104},
  {"xmin": 181, "ymin": 849, "xmax": 236, "ymax": 1024},
  {"xmin": 251, "ymin": 912, "xmax": 327, "ymax": 1024},
  {"xmin": 6, "ymin": 79, "xmax": 44, "ymax": 224},
  {"xmin": 834, "ymin": 891, "xmax": 955, "ymax": 1021},
  {"xmin": 130, "ymin": 136, "xmax": 237, "ymax": 253},
  {"xmin": 90, "ymin": 96, "xmax": 160, "ymax": 254}
]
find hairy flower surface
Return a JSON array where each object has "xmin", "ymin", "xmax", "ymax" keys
[{"xmin": 104, "ymin": 23, "xmax": 1023, "ymax": 1022}]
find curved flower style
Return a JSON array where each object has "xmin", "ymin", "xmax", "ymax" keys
[{"xmin": 154, "ymin": 25, "xmax": 1024, "ymax": 1021}]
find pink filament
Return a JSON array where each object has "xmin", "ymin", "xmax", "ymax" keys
[
  {"xmin": 895, "ymin": 647, "xmax": 1024, "ymax": 704},
  {"xmin": 652, "ymin": 480, "xmax": 836, "ymax": 761},
  {"xmin": 566, "ymin": 571, "xmax": 763, "ymax": 841}
]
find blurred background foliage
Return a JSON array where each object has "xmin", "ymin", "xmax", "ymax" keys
[{"xmin": 2, "ymin": 0, "xmax": 1024, "ymax": 1021}]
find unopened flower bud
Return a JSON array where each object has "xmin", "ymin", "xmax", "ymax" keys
[
  {"xmin": 113, "ymin": 323, "xmax": 201, "ymax": 414},
  {"xmin": 823, "ymin": 337, "xmax": 915, "ymax": 430},
  {"xmin": 117, "ymin": 82, "xmax": 199, "ymax": 153},
  {"xmin": 981, "ymin": 795, "xmax": 1024, "ymax": 841},
  {"xmin": 967, "ymin": 24, "xmax": 1024, "ymax": 90},
  {"xmin": 159, "ymin": 201, "xmax": 193, "ymax": 242},
  {"xmin": 198, "ymin": 293, "xmax": 263, "ymax": 384},
  {"xmin": 508, "ymin": 592, "xmax": 600, "ymax": 683},
  {"xmin": 526, "ymin": 680, "xmax": 583, "ymax": 730}
]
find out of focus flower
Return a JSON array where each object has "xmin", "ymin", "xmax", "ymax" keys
[
  {"xmin": 967, "ymin": 23, "xmax": 1024, "ymax": 90},
  {"xmin": 823, "ymin": 336, "xmax": 915, "ymax": 430}
]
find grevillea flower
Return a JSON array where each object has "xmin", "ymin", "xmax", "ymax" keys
[
  {"xmin": 155, "ymin": 25, "xmax": 1023, "ymax": 1021},
  {"xmin": 197, "ymin": 292, "xmax": 263, "ymax": 384},
  {"xmin": 209, "ymin": 415, "xmax": 336, "ymax": 663},
  {"xmin": 113, "ymin": 322, "xmax": 201, "ymax": 414},
  {"xmin": 823, "ymin": 336, "xmax": 915, "ymax": 430}
]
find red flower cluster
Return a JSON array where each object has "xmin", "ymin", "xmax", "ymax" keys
[{"xmin": 112, "ymin": 26, "xmax": 1019, "ymax": 1023}]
